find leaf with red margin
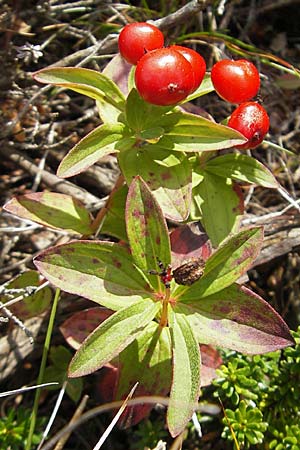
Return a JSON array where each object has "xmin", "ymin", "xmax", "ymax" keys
[
  {"xmin": 126, "ymin": 176, "xmax": 171, "ymax": 290},
  {"xmin": 4, "ymin": 192, "xmax": 93, "ymax": 235},
  {"xmin": 57, "ymin": 123, "xmax": 125, "ymax": 178},
  {"xmin": 170, "ymin": 223, "xmax": 212, "ymax": 269},
  {"xmin": 33, "ymin": 67, "xmax": 125, "ymax": 111},
  {"xmin": 115, "ymin": 321, "xmax": 172, "ymax": 428},
  {"xmin": 60, "ymin": 307, "xmax": 113, "ymax": 350},
  {"xmin": 0, "ymin": 271, "xmax": 52, "ymax": 319},
  {"xmin": 34, "ymin": 240, "xmax": 153, "ymax": 311},
  {"xmin": 176, "ymin": 283, "xmax": 294, "ymax": 354},
  {"xmin": 174, "ymin": 227, "xmax": 264, "ymax": 300},
  {"xmin": 200, "ymin": 344, "xmax": 223, "ymax": 387}
]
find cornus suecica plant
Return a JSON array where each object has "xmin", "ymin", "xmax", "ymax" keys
[
  {"xmin": 32, "ymin": 177, "xmax": 293, "ymax": 436},
  {"xmin": 3, "ymin": 22, "xmax": 293, "ymax": 438}
]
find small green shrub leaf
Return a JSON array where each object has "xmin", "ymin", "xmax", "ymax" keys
[
  {"xmin": 126, "ymin": 177, "xmax": 171, "ymax": 287},
  {"xmin": 192, "ymin": 173, "xmax": 244, "ymax": 247},
  {"xmin": 158, "ymin": 111, "xmax": 246, "ymax": 152},
  {"xmin": 116, "ymin": 322, "xmax": 172, "ymax": 426},
  {"xmin": 4, "ymin": 192, "xmax": 93, "ymax": 234},
  {"xmin": 205, "ymin": 153, "xmax": 278, "ymax": 188},
  {"xmin": 34, "ymin": 240, "xmax": 153, "ymax": 311},
  {"xmin": 176, "ymin": 284, "xmax": 294, "ymax": 353},
  {"xmin": 68, "ymin": 300, "xmax": 160, "ymax": 377},
  {"xmin": 174, "ymin": 227, "xmax": 263, "ymax": 299},
  {"xmin": 57, "ymin": 123, "xmax": 126, "ymax": 178},
  {"xmin": 119, "ymin": 147, "xmax": 192, "ymax": 221},
  {"xmin": 168, "ymin": 310, "xmax": 201, "ymax": 437},
  {"xmin": 33, "ymin": 67, "xmax": 125, "ymax": 111}
]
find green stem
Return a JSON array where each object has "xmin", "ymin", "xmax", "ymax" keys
[
  {"xmin": 159, "ymin": 288, "xmax": 170, "ymax": 328},
  {"xmin": 25, "ymin": 288, "xmax": 61, "ymax": 450}
]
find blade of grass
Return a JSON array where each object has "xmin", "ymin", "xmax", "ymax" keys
[
  {"xmin": 93, "ymin": 383, "xmax": 138, "ymax": 450},
  {"xmin": 25, "ymin": 288, "xmax": 61, "ymax": 450},
  {"xmin": 37, "ymin": 381, "xmax": 67, "ymax": 450}
]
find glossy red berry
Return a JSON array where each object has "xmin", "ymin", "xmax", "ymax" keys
[
  {"xmin": 135, "ymin": 48, "xmax": 195, "ymax": 106},
  {"xmin": 118, "ymin": 22, "xmax": 164, "ymax": 65},
  {"xmin": 228, "ymin": 102, "xmax": 270, "ymax": 149},
  {"xmin": 169, "ymin": 45, "xmax": 206, "ymax": 93},
  {"xmin": 211, "ymin": 59, "xmax": 260, "ymax": 104}
]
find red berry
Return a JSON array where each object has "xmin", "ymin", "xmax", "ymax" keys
[
  {"xmin": 135, "ymin": 48, "xmax": 195, "ymax": 106},
  {"xmin": 169, "ymin": 45, "xmax": 206, "ymax": 92},
  {"xmin": 211, "ymin": 59, "xmax": 260, "ymax": 104},
  {"xmin": 228, "ymin": 102, "xmax": 270, "ymax": 149},
  {"xmin": 118, "ymin": 22, "xmax": 164, "ymax": 65}
]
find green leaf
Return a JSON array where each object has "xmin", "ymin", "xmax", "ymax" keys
[
  {"xmin": 205, "ymin": 153, "xmax": 278, "ymax": 188},
  {"xmin": 4, "ymin": 192, "xmax": 93, "ymax": 235},
  {"xmin": 174, "ymin": 227, "xmax": 263, "ymax": 299},
  {"xmin": 176, "ymin": 283, "xmax": 294, "ymax": 354},
  {"xmin": 167, "ymin": 309, "xmax": 201, "ymax": 437},
  {"xmin": 125, "ymin": 88, "xmax": 173, "ymax": 132},
  {"xmin": 182, "ymin": 73, "xmax": 214, "ymax": 102},
  {"xmin": 33, "ymin": 67, "xmax": 125, "ymax": 111},
  {"xmin": 34, "ymin": 240, "xmax": 153, "ymax": 311},
  {"xmin": 126, "ymin": 177, "xmax": 171, "ymax": 285},
  {"xmin": 119, "ymin": 146, "xmax": 192, "ymax": 221},
  {"xmin": 57, "ymin": 123, "xmax": 126, "ymax": 178},
  {"xmin": 157, "ymin": 111, "xmax": 246, "ymax": 152},
  {"xmin": 96, "ymin": 99, "xmax": 122, "ymax": 124},
  {"xmin": 101, "ymin": 184, "xmax": 128, "ymax": 241},
  {"xmin": 116, "ymin": 321, "xmax": 172, "ymax": 426},
  {"xmin": 68, "ymin": 300, "xmax": 160, "ymax": 377},
  {"xmin": 192, "ymin": 173, "xmax": 244, "ymax": 247}
]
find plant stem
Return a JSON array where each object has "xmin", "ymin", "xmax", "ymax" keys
[
  {"xmin": 25, "ymin": 288, "xmax": 61, "ymax": 450},
  {"xmin": 159, "ymin": 288, "xmax": 170, "ymax": 328}
]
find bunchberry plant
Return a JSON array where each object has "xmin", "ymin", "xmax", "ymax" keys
[{"xmin": 3, "ymin": 23, "xmax": 294, "ymax": 438}]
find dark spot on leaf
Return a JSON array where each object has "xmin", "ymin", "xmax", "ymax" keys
[
  {"xmin": 156, "ymin": 236, "xmax": 161, "ymax": 245},
  {"xmin": 92, "ymin": 258, "xmax": 98, "ymax": 264},
  {"xmin": 112, "ymin": 257, "xmax": 121, "ymax": 268},
  {"xmin": 161, "ymin": 172, "xmax": 171, "ymax": 181},
  {"xmin": 218, "ymin": 305, "xmax": 231, "ymax": 315},
  {"xmin": 145, "ymin": 199, "xmax": 154, "ymax": 209}
]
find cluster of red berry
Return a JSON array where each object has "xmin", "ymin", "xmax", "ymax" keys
[
  {"xmin": 211, "ymin": 59, "xmax": 269, "ymax": 149},
  {"xmin": 118, "ymin": 22, "xmax": 269, "ymax": 149},
  {"xmin": 118, "ymin": 22, "xmax": 206, "ymax": 106}
]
